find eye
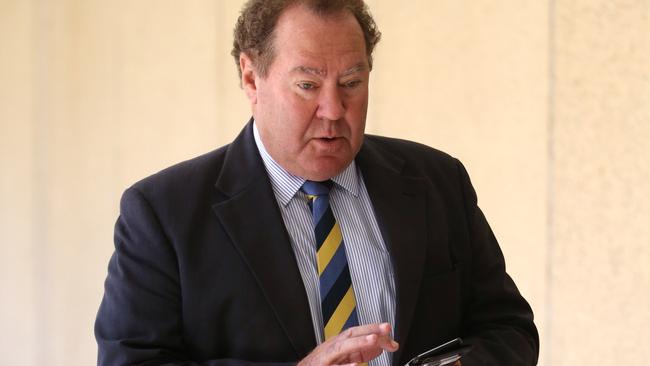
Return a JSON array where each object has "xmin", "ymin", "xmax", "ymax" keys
[
  {"xmin": 297, "ymin": 82, "xmax": 316, "ymax": 90},
  {"xmin": 341, "ymin": 80, "xmax": 362, "ymax": 88}
]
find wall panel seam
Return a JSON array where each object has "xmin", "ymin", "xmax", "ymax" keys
[
  {"xmin": 31, "ymin": 0, "xmax": 52, "ymax": 363},
  {"xmin": 544, "ymin": 0, "xmax": 557, "ymax": 364}
]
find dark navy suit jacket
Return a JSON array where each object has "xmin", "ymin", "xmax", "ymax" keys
[{"xmin": 95, "ymin": 120, "xmax": 539, "ymax": 365}]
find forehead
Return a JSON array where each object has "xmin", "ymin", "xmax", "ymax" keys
[{"xmin": 271, "ymin": 5, "xmax": 368, "ymax": 70}]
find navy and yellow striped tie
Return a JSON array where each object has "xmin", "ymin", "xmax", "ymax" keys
[{"xmin": 302, "ymin": 180, "xmax": 360, "ymax": 340}]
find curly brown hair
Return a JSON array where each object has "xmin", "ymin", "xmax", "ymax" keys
[{"xmin": 231, "ymin": 0, "xmax": 381, "ymax": 81}]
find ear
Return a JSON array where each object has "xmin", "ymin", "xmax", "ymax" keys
[{"xmin": 240, "ymin": 52, "xmax": 258, "ymax": 105}]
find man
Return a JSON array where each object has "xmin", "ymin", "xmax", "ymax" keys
[{"xmin": 95, "ymin": 1, "xmax": 539, "ymax": 365}]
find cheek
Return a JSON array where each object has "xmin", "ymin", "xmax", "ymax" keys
[
  {"xmin": 346, "ymin": 97, "xmax": 368, "ymax": 130},
  {"xmin": 287, "ymin": 92, "xmax": 318, "ymax": 114},
  {"xmin": 266, "ymin": 99, "xmax": 314, "ymax": 151},
  {"xmin": 285, "ymin": 99, "xmax": 318, "ymax": 129}
]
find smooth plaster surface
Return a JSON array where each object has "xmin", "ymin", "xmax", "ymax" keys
[{"xmin": 1, "ymin": 1, "xmax": 648, "ymax": 365}]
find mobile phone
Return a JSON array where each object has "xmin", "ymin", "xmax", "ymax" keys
[{"xmin": 404, "ymin": 338, "xmax": 472, "ymax": 366}]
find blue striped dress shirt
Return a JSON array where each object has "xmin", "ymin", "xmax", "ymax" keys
[{"xmin": 253, "ymin": 122, "xmax": 396, "ymax": 366}]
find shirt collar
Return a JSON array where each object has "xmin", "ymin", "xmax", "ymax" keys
[{"xmin": 252, "ymin": 120, "xmax": 360, "ymax": 207}]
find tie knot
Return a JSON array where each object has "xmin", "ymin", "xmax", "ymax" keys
[{"xmin": 301, "ymin": 180, "xmax": 333, "ymax": 197}]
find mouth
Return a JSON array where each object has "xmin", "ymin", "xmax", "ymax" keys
[
  {"xmin": 314, "ymin": 136, "xmax": 343, "ymax": 144},
  {"xmin": 311, "ymin": 136, "xmax": 345, "ymax": 151}
]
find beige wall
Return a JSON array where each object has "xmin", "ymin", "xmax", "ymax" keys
[
  {"xmin": 1, "ymin": 1, "xmax": 648, "ymax": 365},
  {"xmin": 550, "ymin": 1, "xmax": 650, "ymax": 364}
]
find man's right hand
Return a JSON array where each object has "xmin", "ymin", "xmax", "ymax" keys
[{"xmin": 298, "ymin": 323, "xmax": 399, "ymax": 366}]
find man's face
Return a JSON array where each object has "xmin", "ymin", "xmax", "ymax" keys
[{"xmin": 242, "ymin": 5, "xmax": 370, "ymax": 181}]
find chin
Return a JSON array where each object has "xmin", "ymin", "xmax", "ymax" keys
[{"xmin": 305, "ymin": 159, "xmax": 350, "ymax": 181}]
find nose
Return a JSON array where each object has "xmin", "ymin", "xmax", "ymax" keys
[{"xmin": 316, "ymin": 84, "xmax": 345, "ymax": 121}]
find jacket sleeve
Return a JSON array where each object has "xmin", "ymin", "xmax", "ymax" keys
[
  {"xmin": 94, "ymin": 187, "xmax": 297, "ymax": 366},
  {"xmin": 454, "ymin": 160, "xmax": 540, "ymax": 366}
]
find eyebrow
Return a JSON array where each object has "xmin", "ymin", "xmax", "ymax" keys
[
  {"xmin": 291, "ymin": 66, "xmax": 326, "ymax": 76},
  {"xmin": 340, "ymin": 63, "xmax": 367, "ymax": 77},
  {"xmin": 290, "ymin": 63, "xmax": 367, "ymax": 78}
]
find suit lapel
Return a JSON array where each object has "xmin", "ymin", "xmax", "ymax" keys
[
  {"xmin": 356, "ymin": 139, "xmax": 428, "ymax": 365},
  {"xmin": 211, "ymin": 121, "xmax": 316, "ymax": 357}
]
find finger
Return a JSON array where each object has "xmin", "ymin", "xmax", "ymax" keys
[
  {"xmin": 339, "ymin": 333, "xmax": 380, "ymax": 353},
  {"xmin": 322, "ymin": 333, "xmax": 381, "ymax": 364},
  {"xmin": 336, "ymin": 332, "xmax": 398, "ymax": 363},
  {"xmin": 313, "ymin": 324, "xmax": 397, "ymax": 365},
  {"xmin": 342, "ymin": 324, "xmax": 397, "ymax": 352},
  {"xmin": 301, "ymin": 331, "xmax": 396, "ymax": 366},
  {"xmin": 375, "ymin": 334, "xmax": 399, "ymax": 352},
  {"xmin": 338, "ymin": 323, "xmax": 392, "ymax": 339}
]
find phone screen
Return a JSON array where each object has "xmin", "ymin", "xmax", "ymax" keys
[{"xmin": 404, "ymin": 338, "xmax": 472, "ymax": 366}]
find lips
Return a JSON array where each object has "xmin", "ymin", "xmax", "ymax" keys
[
  {"xmin": 312, "ymin": 136, "xmax": 345, "ymax": 151},
  {"xmin": 316, "ymin": 136, "xmax": 341, "ymax": 143}
]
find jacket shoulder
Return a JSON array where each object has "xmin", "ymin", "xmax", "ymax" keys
[
  {"xmin": 128, "ymin": 145, "xmax": 230, "ymax": 201},
  {"xmin": 363, "ymin": 134, "xmax": 461, "ymax": 174}
]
